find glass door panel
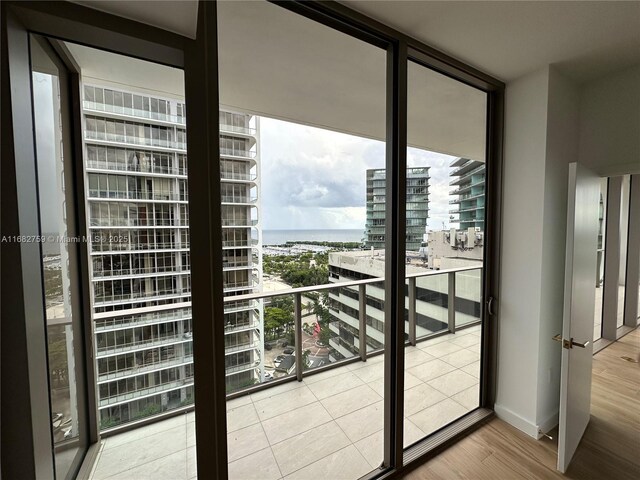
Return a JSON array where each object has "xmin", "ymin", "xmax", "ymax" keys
[
  {"xmin": 217, "ymin": 1, "xmax": 387, "ymax": 476},
  {"xmin": 403, "ymin": 59, "xmax": 487, "ymax": 448},
  {"xmin": 31, "ymin": 36, "xmax": 86, "ymax": 480}
]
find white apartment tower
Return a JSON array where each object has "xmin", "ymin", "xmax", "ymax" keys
[{"xmin": 82, "ymin": 84, "xmax": 263, "ymax": 428}]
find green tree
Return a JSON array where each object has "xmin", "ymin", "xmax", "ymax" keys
[{"xmin": 264, "ymin": 306, "xmax": 293, "ymax": 339}]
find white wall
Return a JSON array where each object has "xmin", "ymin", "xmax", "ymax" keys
[
  {"xmin": 536, "ymin": 68, "xmax": 580, "ymax": 430},
  {"xmin": 497, "ymin": 66, "xmax": 581, "ymax": 437},
  {"xmin": 579, "ymin": 65, "xmax": 640, "ymax": 176},
  {"xmin": 495, "ymin": 67, "xmax": 549, "ymax": 435}
]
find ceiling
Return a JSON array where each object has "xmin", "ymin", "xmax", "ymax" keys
[
  {"xmin": 74, "ymin": 0, "xmax": 198, "ymax": 38},
  {"xmin": 345, "ymin": 0, "xmax": 640, "ymax": 83},
  {"xmin": 76, "ymin": 0, "xmax": 640, "ymax": 84},
  {"xmin": 69, "ymin": 1, "xmax": 638, "ymax": 160}
]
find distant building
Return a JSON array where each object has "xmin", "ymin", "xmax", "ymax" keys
[
  {"xmin": 326, "ymin": 249, "xmax": 482, "ymax": 361},
  {"xmin": 449, "ymin": 158, "xmax": 485, "ymax": 229},
  {"xmin": 425, "ymin": 228, "xmax": 484, "ymax": 270},
  {"xmin": 364, "ymin": 167, "xmax": 430, "ymax": 251}
]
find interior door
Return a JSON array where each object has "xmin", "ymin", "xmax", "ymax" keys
[{"xmin": 557, "ymin": 162, "xmax": 600, "ymax": 472}]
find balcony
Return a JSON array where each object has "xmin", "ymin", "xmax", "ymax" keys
[
  {"xmin": 83, "ymin": 100, "xmax": 186, "ymax": 125},
  {"xmin": 449, "ymin": 165, "xmax": 485, "ymax": 186},
  {"xmin": 86, "ymin": 160, "xmax": 187, "ymax": 178},
  {"xmin": 224, "ymin": 338, "xmax": 260, "ymax": 354},
  {"xmin": 85, "ymin": 129, "xmax": 187, "ymax": 152},
  {"xmin": 219, "ymin": 147, "xmax": 257, "ymax": 158},
  {"xmin": 88, "ymin": 189, "xmax": 188, "ymax": 203},
  {"xmin": 96, "ymin": 333, "xmax": 192, "ymax": 356},
  {"xmin": 93, "ymin": 289, "xmax": 191, "ymax": 307},
  {"xmin": 220, "ymin": 195, "xmax": 258, "ymax": 204},
  {"xmin": 219, "ymin": 123, "xmax": 257, "ymax": 136},
  {"xmin": 99, "ymin": 377, "xmax": 194, "ymax": 408},
  {"xmin": 220, "ymin": 171, "xmax": 257, "ymax": 182},
  {"xmin": 89, "ymin": 266, "xmax": 483, "ymax": 479},
  {"xmin": 97, "ymin": 354, "xmax": 194, "ymax": 383},
  {"xmin": 222, "ymin": 238, "xmax": 259, "ymax": 248},
  {"xmin": 450, "ymin": 179, "xmax": 485, "ymax": 196},
  {"xmin": 450, "ymin": 160, "xmax": 483, "ymax": 177},
  {"xmin": 89, "ymin": 324, "xmax": 481, "ymax": 479},
  {"xmin": 221, "ymin": 218, "xmax": 258, "ymax": 227},
  {"xmin": 94, "ymin": 307, "xmax": 192, "ymax": 331}
]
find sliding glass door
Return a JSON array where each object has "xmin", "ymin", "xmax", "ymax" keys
[{"xmin": 2, "ymin": 2, "xmax": 503, "ymax": 478}]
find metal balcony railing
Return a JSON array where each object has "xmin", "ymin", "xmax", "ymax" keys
[{"xmin": 222, "ymin": 265, "xmax": 482, "ymax": 385}]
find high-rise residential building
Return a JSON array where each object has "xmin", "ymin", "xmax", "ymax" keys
[
  {"xmin": 364, "ymin": 167, "xmax": 430, "ymax": 251},
  {"xmin": 82, "ymin": 84, "xmax": 263, "ymax": 428},
  {"xmin": 449, "ymin": 158, "xmax": 485, "ymax": 229}
]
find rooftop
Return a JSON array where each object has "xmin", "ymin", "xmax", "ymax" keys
[{"xmin": 329, "ymin": 249, "xmax": 431, "ymax": 276}]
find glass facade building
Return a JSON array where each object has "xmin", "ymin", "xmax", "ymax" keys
[
  {"xmin": 364, "ymin": 167, "xmax": 430, "ymax": 251},
  {"xmin": 449, "ymin": 158, "xmax": 485, "ymax": 229}
]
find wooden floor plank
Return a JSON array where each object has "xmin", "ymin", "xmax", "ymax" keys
[{"xmin": 404, "ymin": 328, "xmax": 640, "ymax": 479}]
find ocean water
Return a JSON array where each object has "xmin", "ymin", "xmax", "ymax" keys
[{"xmin": 263, "ymin": 229, "xmax": 363, "ymax": 245}]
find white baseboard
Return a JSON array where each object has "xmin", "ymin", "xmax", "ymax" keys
[{"xmin": 494, "ymin": 403, "xmax": 540, "ymax": 438}]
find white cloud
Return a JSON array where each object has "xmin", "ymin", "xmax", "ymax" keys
[{"xmin": 259, "ymin": 116, "xmax": 457, "ymax": 231}]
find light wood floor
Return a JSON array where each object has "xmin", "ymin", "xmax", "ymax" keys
[{"xmin": 404, "ymin": 327, "xmax": 640, "ymax": 480}]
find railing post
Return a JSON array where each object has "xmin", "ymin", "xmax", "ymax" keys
[
  {"xmin": 408, "ymin": 277, "xmax": 417, "ymax": 346},
  {"xmin": 294, "ymin": 292, "xmax": 303, "ymax": 381},
  {"xmin": 448, "ymin": 272, "xmax": 456, "ymax": 334},
  {"xmin": 359, "ymin": 284, "xmax": 367, "ymax": 361}
]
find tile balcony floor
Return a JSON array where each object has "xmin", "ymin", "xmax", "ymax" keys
[{"xmin": 89, "ymin": 324, "xmax": 481, "ymax": 480}]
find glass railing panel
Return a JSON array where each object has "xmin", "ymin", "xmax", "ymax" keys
[
  {"xmin": 454, "ymin": 268, "xmax": 482, "ymax": 329},
  {"xmin": 255, "ymin": 292, "xmax": 296, "ymax": 387},
  {"xmin": 306, "ymin": 285, "xmax": 359, "ymax": 372},
  {"xmin": 414, "ymin": 271, "xmax": 450, "ymax": 341}
]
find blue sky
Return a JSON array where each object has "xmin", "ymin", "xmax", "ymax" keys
[{"xmin": 260, "ymin": 116, "xmax": 455, "ymax": 231}]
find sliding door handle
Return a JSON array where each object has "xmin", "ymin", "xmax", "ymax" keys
[{"xmin": 487, "ymin": 296, "xmax": 497, "ymax": 316}]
